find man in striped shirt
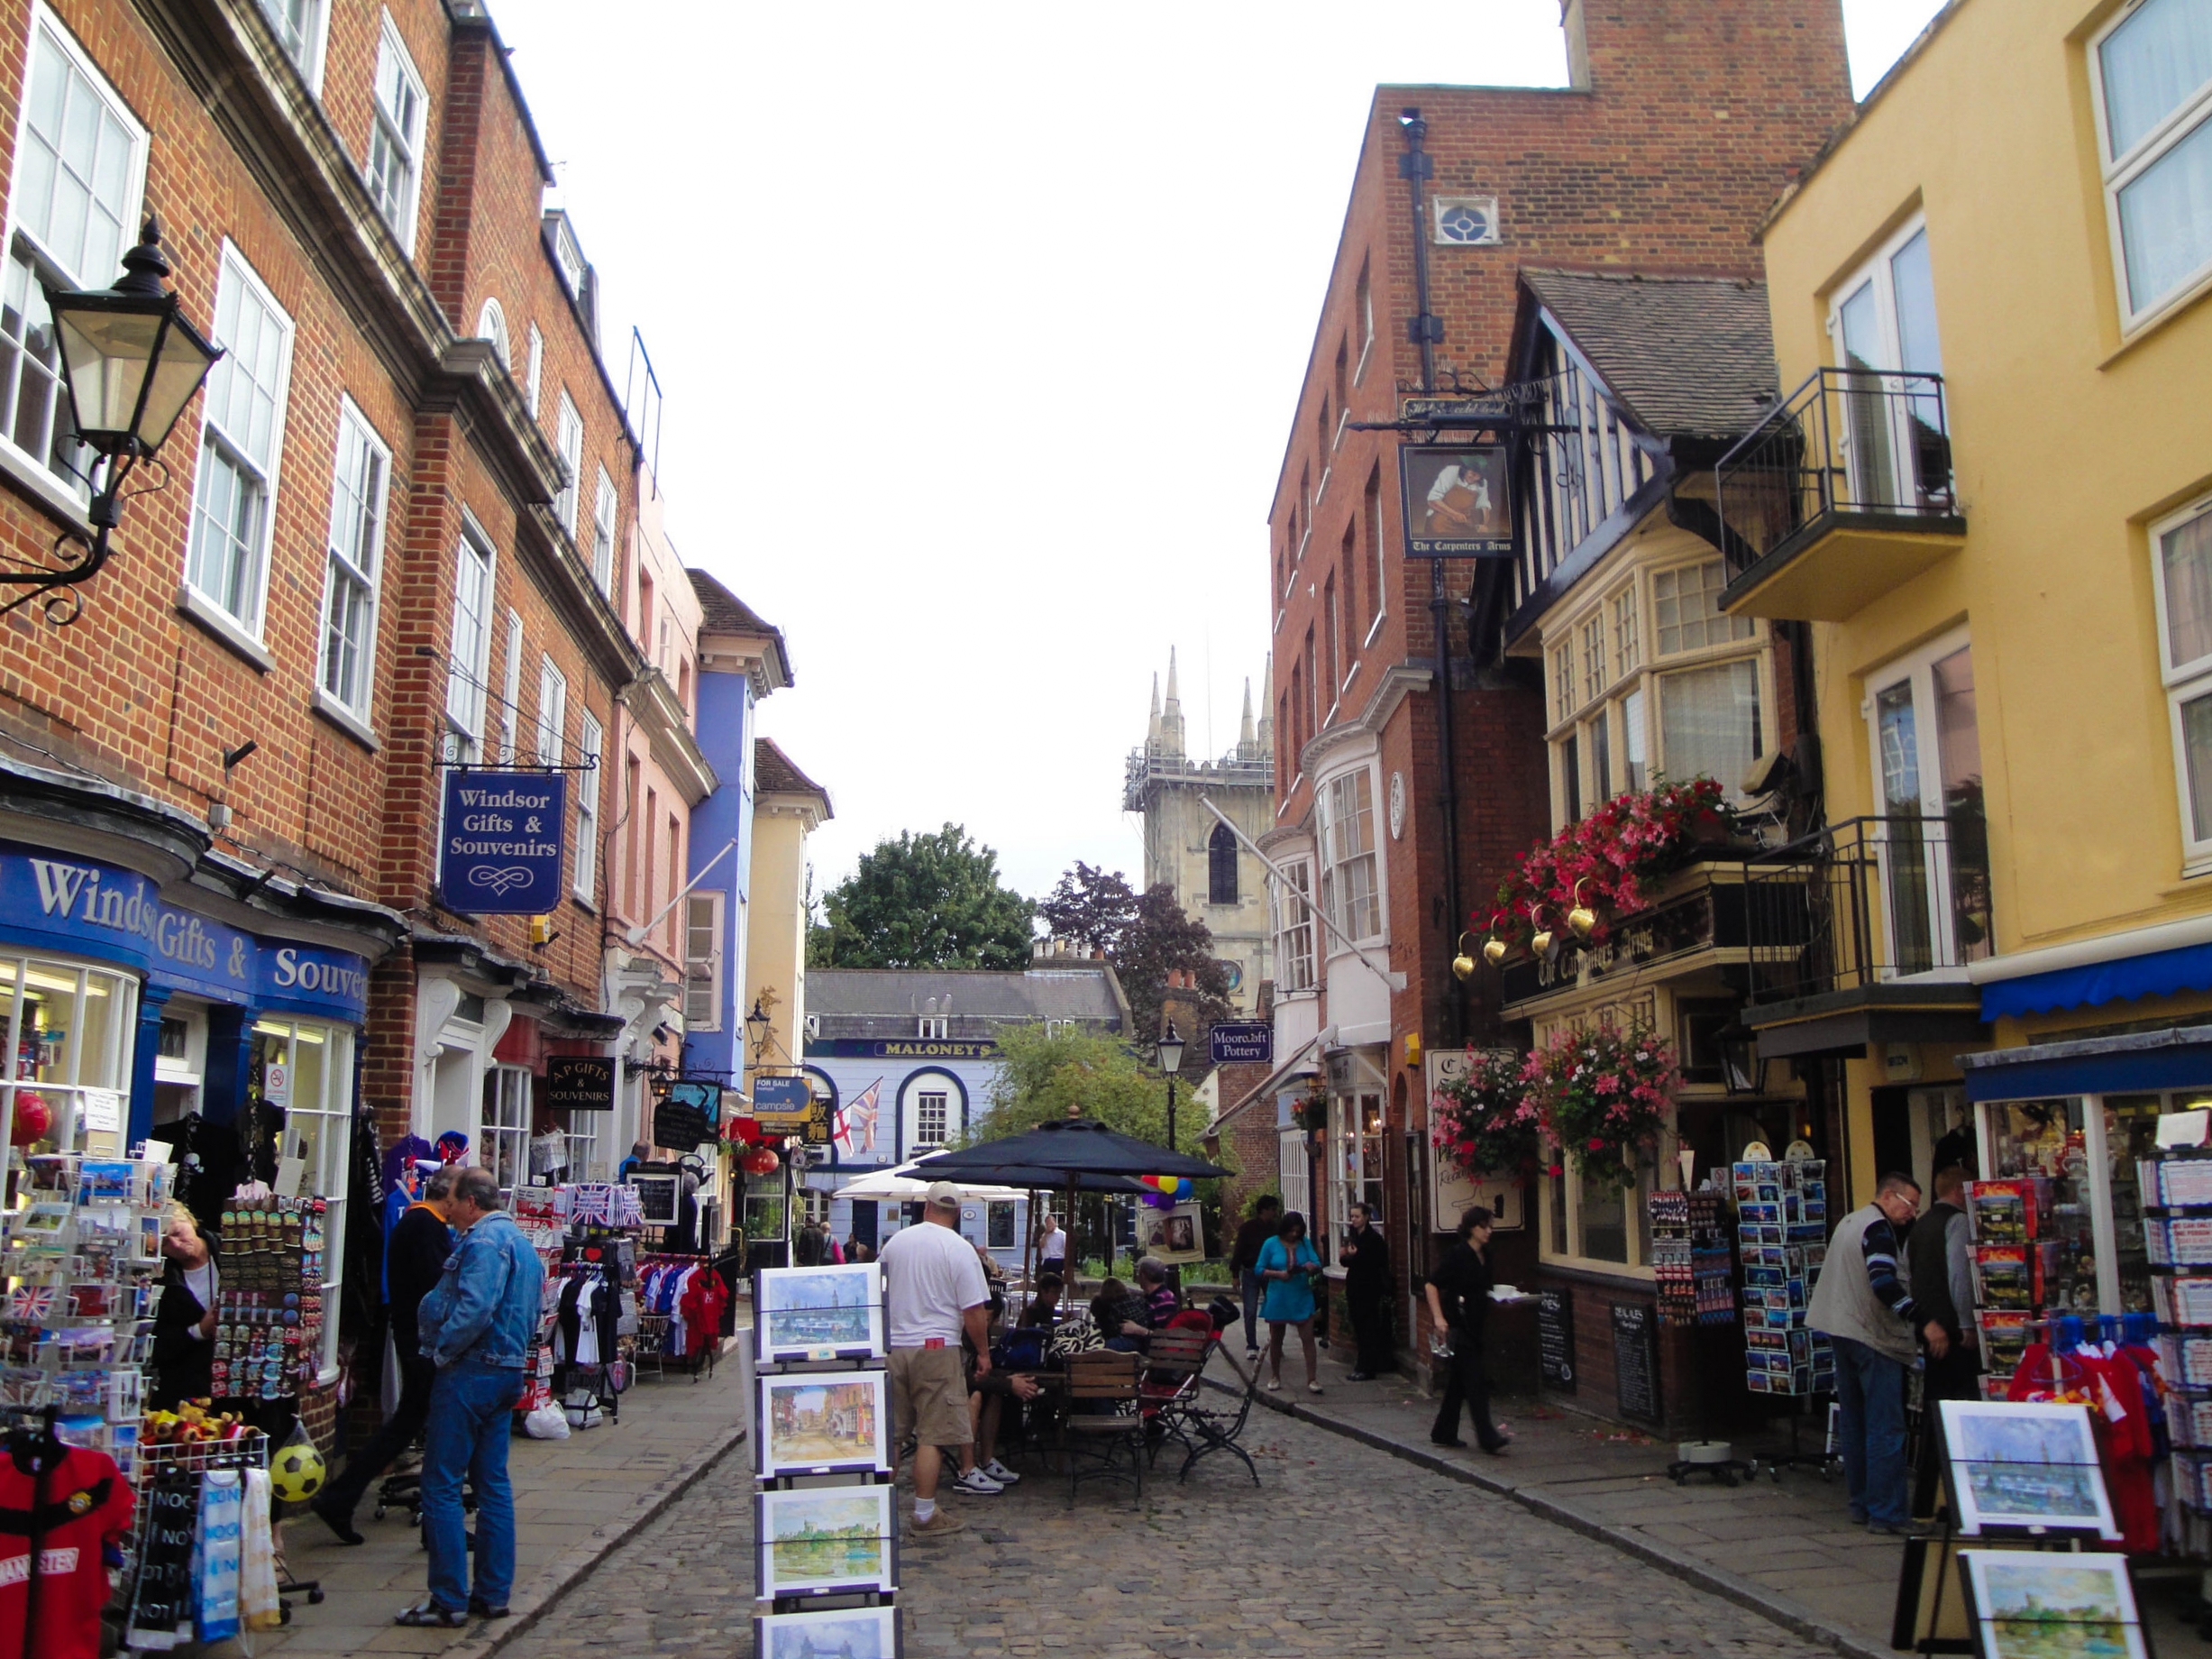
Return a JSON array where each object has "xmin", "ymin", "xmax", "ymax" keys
[{"xmin": 1808, "ymin": 1172, "xmax": 1950, "ymax": 1535}]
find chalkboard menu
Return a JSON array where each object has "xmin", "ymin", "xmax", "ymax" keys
[
  {"xmin": 1538, "ymin": 1287, "xmax": 1575, "ymax": 1389},
  {"xmin": 1610, "ymin": 1301, "xmax": 1660, "ymax": 1424}
]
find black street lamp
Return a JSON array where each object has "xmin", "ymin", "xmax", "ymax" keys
[
  {"xmin": 1156, "ymin": 1021, "xmax": 1184, "ymax": 1150},
  {"xmin": 745, "ymin": 999, "xmax": 772, "ymax": 1066},
  {"xmin": 9, "ymin": 215, "xmax": 221, "ymax": 624}
]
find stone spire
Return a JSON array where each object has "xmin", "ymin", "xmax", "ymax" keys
[
  {"xmin": 1160, "ymin": 648, "xmax": 1185, "ymax": 756},
  {"xmin": 1257, "ymin": 653, "xmax": 1274, "ymax": 754},
  {"xmin": 1239, "ymin": 677, "xmax": 1257, "ymax": 755},
  {"xmin": 1147, "ymin": 673, "xmax": 1162, "ymax": 747}
]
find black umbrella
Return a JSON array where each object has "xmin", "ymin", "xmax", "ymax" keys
[{"xmin": 909, "ymin": 1116, "xmax": 1229, "ymax": 1183}]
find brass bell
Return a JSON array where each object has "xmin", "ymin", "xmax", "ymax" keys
[
  {"xmin": 1482, "ymin": 937, "xmax": 1507, "ymax": 966},
  {"xmin": 1567, "ymin": 878, "xmax": 1596, "ymax": 939}
]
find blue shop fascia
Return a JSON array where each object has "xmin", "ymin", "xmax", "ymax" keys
[{"xmin": 0, "ymin": 753, "xmax": 403, "ymax": 1237}]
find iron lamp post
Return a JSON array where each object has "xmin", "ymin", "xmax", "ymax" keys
[{"xmin": 1156, "ymin": 1021, "xmax": 1184, "ymax": 1151}]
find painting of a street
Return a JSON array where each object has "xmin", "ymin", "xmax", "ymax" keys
[{"xmin": 760, "ymin": 1373, "xmax": 887, "ymax": 1474}]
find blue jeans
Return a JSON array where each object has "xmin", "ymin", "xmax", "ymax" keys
[
  {"xmin": 422, "ymin": 1360, "xmax": 524, "ymax": 1612},
  {"xmin": 1830, "ymin": 1334, "xmax": 1908, "ymax": 1526},
  {"xmin": 1240, "ymin": 1270, "xmax": 1263, "ymax": 1348}
]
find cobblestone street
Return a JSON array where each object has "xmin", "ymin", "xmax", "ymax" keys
[{"xmin": 522, "ymin": 1408, "xmax": 1834, "ymax": 1659}]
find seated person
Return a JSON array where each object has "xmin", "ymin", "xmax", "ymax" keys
[
  {"xmin": 1019, "ymin": 1271, "xmax": 1065, "ymax": 1328},
  {"xmin": 1092, "ymin": 1277, "xmax": 1145, "ymax": 1352},
  {"xmin": 967, "ymin": 1354, "xmax": 1042, "ymax": 1487}
]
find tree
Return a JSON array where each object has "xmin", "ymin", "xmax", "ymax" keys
[
  {"xmin": 808, "ymin": 823, "xmax": 1035, "ymax": 970},
  {"xmin": 969, "ymin": 1023, "xmax": 1198, "ymax": 1152},
  {"xmin": 1037, "ymin": 862, "xmax": 1138, "ymax": 956},
  {"xmin": 1117, "ymin": 883, "xmax": 1236, "ymax": 1051}
]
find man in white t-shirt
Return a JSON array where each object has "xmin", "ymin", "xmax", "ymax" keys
[
  {"xmin": 1037, "ymin": 1214, "xmax": 1067, "ymax": 1276},
  {"xmin": 877, "ymin": 1181, "xmax": 992, "ymax": 1538}
]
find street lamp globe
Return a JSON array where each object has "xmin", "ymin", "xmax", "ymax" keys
[
  {"xmin": 745, "ymin": 999, "xmax": 771, "ymax": 1054},
  {"xmin": 1156, "ymin": 1022, "xmax": 1184, "ymax": 1077},
  {"xmin": 44, "ymin": 215, "xmax": 221, "ymax": 461}
]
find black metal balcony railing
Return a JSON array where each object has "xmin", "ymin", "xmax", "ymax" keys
[
  {"xmin": 1741, "ymin": 813, "xmax": 1992, "ymax": 1007},
  {"xmin": 1716, "ymin": 367, "xmax": 1958, "ymax": 585}
]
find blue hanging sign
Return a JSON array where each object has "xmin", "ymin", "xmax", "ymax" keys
[
  {"xmin": 440, "ymin": 771, "xmax": 568, "ymax": 914},
  {"xmin": 1210, "ymin": 1022, "xmax": 1274, "ymax": 1065}
]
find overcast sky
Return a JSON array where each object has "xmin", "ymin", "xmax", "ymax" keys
[{"xmin": 492, "ymin": 1, "xmax": 1947, "ymax": 906}]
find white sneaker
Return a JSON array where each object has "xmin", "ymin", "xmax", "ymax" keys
[
  {"xmin": 981, "ymin": 1459, "xmax": 1020, "ymax": 1485},
  {"xmin": 952, "ymin": 1467, "xmax": 1004, "ymax": 1496}
]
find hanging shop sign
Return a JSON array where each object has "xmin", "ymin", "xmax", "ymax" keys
[
  {"xmin": 1400, "ymin": 444, "xmax": 1513, "ymax": 557},
  {"xmin": 545, "ymin": 1055, "xmax": 617, "ymax": 1112},
  {"xmin": 0, "ymin": 841, "xmax": 369, "ymax": 1022},
  {"xmin": 653, "ymin": 1081, "xmax": 721, "ymax": 1150},
  {"xmin": 1209, "ymin": 1022, "xmax": 1273, "ymax": 1065},
  {"xmin": 751, "ymin": 1074, "xmax": 815, "ymax": 1132},
  {"xmin": 438, "ymin": 770, "xmax": 567, "ymax": 914}
]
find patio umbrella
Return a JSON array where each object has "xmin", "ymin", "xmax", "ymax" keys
[{"xmin": 831, "ymin": 1162, "xmax": 1029, "ymax": 1203}]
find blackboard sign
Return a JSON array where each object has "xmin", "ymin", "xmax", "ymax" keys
[
  {"xmin": 653, "ymin": 1097, "xmax": 715, "ymax": 1150},
  {"xmin": 1610, "ymin": 1301, "xmax": 1661, "ymax": 1424},
  {"xmin": 1538, "ymin": 1287, "xmax": 1575, "ymax": 1389},
  {"xmin": 545, "ymin": 1055, "xmax": 616, "ymax": 1112}
]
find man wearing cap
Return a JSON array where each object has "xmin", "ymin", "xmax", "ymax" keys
[{"xmin": 876, "ymin": 1180, "xmax": 992, "ymax": 1539}]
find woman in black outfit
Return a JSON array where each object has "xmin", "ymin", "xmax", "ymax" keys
[
  {"xmin": 150, "ymin": 1206, "xmax": 218, "ymax": 1410},
  {"xmin": 1424, "ymin": 1205, "xmax": 1507, "ymax": 1453}
]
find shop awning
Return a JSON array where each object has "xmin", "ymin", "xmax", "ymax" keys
[
  {"xmin": 1979, "ymin": 939, "xmax": 2212, "ymax": 1021},
  {"xmin": 1959, "ymin": 1025, "xmax": 2212, "ymax": 1102}
]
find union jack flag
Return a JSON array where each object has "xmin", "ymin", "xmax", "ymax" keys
[{"xmin": 6, "ymin": 1287, "xmax": 54, "ymax": 1324}]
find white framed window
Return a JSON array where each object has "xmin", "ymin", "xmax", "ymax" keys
[
  {"xmin": 2093, "ymin": 0, "xmax": 2212, "ymax": 327},
  {"xmin": 682, "ymin": 889, "xmax": 723, "ymax": 1029},
  {"xmin": 1612, "ymin": 583, "xmax": 1640, "ymax": 676},
  {"xmin": 474, "ymin": 296, "xmax": 510, "ymax": 368},
  {"xmin": 480, "ymin": 1062, "xmax": 531, "ymax": 1198},
  {"xmin": 1866, "ymin": 627, "xmax": 1988, "ymax": 970},
  {"xmin": 1270, "ymin": 856, "xmax": 1315, "ymax": 993},
  {"xmin": 1316, "ymin": 768, "xmax": 1381, "ymax": 944},
  {"xmin": 536, "ymin": 656, "xmax": 567, "ymax": 766},
  {"xmin": 1652, "ymin": 559, "xmax": 1752, "ymax": 656},
  {"xmin": 249, "ymin": 1017, "xmax": 352, "ymax": 1376},
  {"xmin": 1330, "ymin": 1092, "xmax": 1385, "ymax": 1234},
  {"xmin": 1658, "ymin": 658, "xmax": 1762, "ymax": 794},
  {"xmin": 0, "ymin": 952, "xmax": 140, "ymax": 1151},
  {"xmin": 917, "ymin": 1016, "xmax": 948, "ymax": 1040},
  {"xmin": 1541, "ymin": 1155, "xmax": 1658, "ymax": 1270},
  {"xmin": 564, "ymin": 1111, "xmax": 600, "ymax": 1184},
  {"xmin": 186, "ymin": 244, "xmax": 294, "ymax": 635},
  {"xmin": 1355, "ymin": 255, "xmax": 1374, "ymax": 380},
  {"xmin": 497, "ymin": 608, "xmax": 522, "ymax": 763},
  {"xmin": 914, "ymin": 1089, "xmax": 949, "ymax": 1150},
  {"xmin": 1830, "ymin": 215, "xmax": 1948, "ymax": 510},
  {"xmin": 553, "ymin": 390, "xmax": 582, "ymax": 536},
  {"xmin": 591, "ymin": 465, "xmax": 617, "ymax": 594},
  {"xmin": 525, "ymin": 324, "xmax": 544, "ymax": 419},
  {"xmin": 316, "ymin": 398, "xmax": 389, "ymax": 720},
  {"xmin": 365, "ymin": 14, "xmax": 425, "ymax": 251},
  {"xmin": 0, "ymin": 11, "xmax": 148, "ymax": 490},
  {"xmin": 574, "ymin": 710, "xmax": 602, "ymax": 903},
  {"xmin": 255, "ymin": 0, "xmax": 329, "ymax": 91},
  {"xmin": 443, "ymin": 529, "xmax": 495, "ymax": 752},
  {"xmin": 2155, "ymin": 499, "xmax": 2212, "ymax": 866},
  {"xmin": 1277, "ymin": 1126, "xmax": 1311, "ymax": 1220}
]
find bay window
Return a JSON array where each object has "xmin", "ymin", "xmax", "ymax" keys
[
  {"xmin": 1658, "ymin": 658, "xmax": 1761, "ymax": 793},
  {"xmin": 1270, "ymin": 857, "xmax": 1315, "ymax": 993},
  {"xmin": 2094, "ymin": 0, "xmax": 2212, "ymax": 325},
  {"xmin": 0, "ymin": 954, "xmax": 136, "ymax": 1152},
  {"xmin": 1316, "ymin": 769, "xmax": 1380, "ymax": 943}
]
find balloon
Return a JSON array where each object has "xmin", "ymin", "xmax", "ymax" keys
[
  {"xmin": 10, "ymin": 1092, "xmax": 51, "ymax": 1146},
  {"xmin": 1142, "ymin": 1192, "xmax": 1175, "ymax": 1210},
  {"xmin": 1139, "ymin": 1175, "xmax": 1193, "ymax": 1198}
]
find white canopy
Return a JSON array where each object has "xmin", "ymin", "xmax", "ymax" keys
[{"xmin": 832, "ymin": 1160, "xmax": 1028, "ymax": 1203}]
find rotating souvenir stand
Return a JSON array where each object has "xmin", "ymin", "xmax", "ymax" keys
[
  {"xmin": 750, "ymin": 1263, "xmax": 901, "ymax": 1659},
  {"xmin": 549, "ymin": 1184, "xmax": 644, "ymax": 1427},
  {"xmin": 1892, "ymin": 1394, "xmax": 2125, "ymax": 1657},
  {"xmin": 2141, "ymin": 1147, "xmax": 2212, "ymax": 1593},
  {"xmin": 208, "ymin": 1195, "xmax": 326, "ymax": 1411}
]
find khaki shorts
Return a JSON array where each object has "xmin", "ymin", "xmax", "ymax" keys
[{"xmin": 887, "ymin": 1344, "xmax": 972, "ymax": 1447}]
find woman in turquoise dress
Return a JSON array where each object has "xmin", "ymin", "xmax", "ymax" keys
[{"xmin": 1255, "ymin": 1212, "xmax": 1326, "ymax": 1394}]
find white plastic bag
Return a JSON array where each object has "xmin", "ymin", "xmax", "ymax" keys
[{"xmin": 523, "ymin": 1404, "xmax": 571, "ymax": 1440}]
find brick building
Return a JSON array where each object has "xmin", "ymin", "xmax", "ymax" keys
[
  {"xmin": 1226, "ymin": 0, "xmax": 1855, "ymax": 1421},
  {"xmin": 0, "ymin": 0, "xmax": 703, "ymax": 1445}
]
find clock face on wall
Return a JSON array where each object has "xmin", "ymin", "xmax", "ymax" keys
[{"xmin": 1388, "ymin": 771, "xmax": 1407, "ymax": 840}]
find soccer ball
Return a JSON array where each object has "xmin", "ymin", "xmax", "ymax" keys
[{"xmin": 270, "ymin": 1443, "xmax": 326, "ymax": 1504}]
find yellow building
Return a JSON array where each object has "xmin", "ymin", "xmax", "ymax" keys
[
  {"xmin": 1723, "ymin": 0, "xmax": 2212, "ymax": 1320},
  {"xmin": 743, "ymin": 738, "xmax": 833, "ymax": 1089}
]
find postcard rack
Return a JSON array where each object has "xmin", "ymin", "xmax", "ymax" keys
[
  {"xmin": 751, "ymin": 1265, "xmax": 901, "ymax": 1659},
  {"xmin": 2140, "ymin": 1146, "xmax": 2212, "ymax": 1575}
]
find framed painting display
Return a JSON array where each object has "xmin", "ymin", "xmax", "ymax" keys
[
  {"xmin": 1938, "ymin": 1400, "xmax": 2119, "ymax": 1539},
  {"xmin": 756, "ymin": 1370, "xmax": 890, "ymax": 1479},
  {"xmin": 1958, "ymin": 1549, "xmax": 2147, "ymax": 1659},
  {"xmin": 754, "ymin": 1262, "xmax": 885, "ymax": 1361},
  {"xmin": 755, "ymin": 1605, "xmax": 901, "ymax": 1659},
  {"xmin": 1136, "ymin": 1202, "xmax": 1206, "ymax": 1265},
  {"xmin": 755, "ymin": 1486, "xmax": 897, "ymax": 1598}
]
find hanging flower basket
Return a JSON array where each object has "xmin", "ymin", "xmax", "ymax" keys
[
  {"xmin": 1523, "ymin": 1022, "xmax": 1678, "ymax": 1188},
  {"xmin": 1430, "ymin": 1049, "xmax": 1541, "ymax": 1185},
  {"xmin": 1484, "ymin": 777, "xmax": 1735, "ymax": 956}
]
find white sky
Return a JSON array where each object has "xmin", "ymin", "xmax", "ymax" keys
[{"xmin": 492, "ymin": 1, "xmax": 1947, "ymax": 903}]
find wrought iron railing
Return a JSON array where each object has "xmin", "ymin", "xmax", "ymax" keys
[
  {"xmin": 1715, "ymin": 367, "xmax": 1958, "ymax": 584},
  {"xmin": 1741, "ymin": 813, "xmax": 1992, "ymax": 1005}
]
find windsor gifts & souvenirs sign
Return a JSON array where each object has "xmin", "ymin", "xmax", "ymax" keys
[{"xmin": 441, "ymin": 770, "xmax": 569, "ymax": 913}]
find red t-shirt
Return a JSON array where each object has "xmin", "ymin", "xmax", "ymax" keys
[{"xmin": 0, "ymin": 1444, "xmax": 134, "ymax": 1659}]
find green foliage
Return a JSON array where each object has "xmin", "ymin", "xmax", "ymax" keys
[
  {"xmin": 964, "ymin": 1022, "xmax": 1218, "ymax": 1163},
  {"xmin": 808, "ymin": 823, "xmax": 1035, "ymax": 970}
]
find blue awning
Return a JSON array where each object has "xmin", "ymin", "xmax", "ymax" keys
[
  {"xmin": 1979, "ymin": 939, "xmax": 2212, "ymax": 1021},
  {"xmin": 1961, "ymin": 1025, "xmax": 2212, "ymax": 1103}
]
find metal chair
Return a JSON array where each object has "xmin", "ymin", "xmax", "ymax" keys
[
  {"xmin": 1056, "ymin": 1350, "xmax": 1146, "ymax": 1508},
  {"xmin": 1137, "ymin": 1327, "xmax": 1213, "ymax": 1465},
  {"xmin": 1173, "ymin": 1343, "xmax": 1263, "ymax": 1487}
]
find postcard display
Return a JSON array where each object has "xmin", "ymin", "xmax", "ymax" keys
[
  {"xmin": 1649, "ymin": 1190, "xmax": 1737, "ymax": 1328},
  {"xmin": 751, "ymin": 1261, "xmax": 901, "ymax": 1659},
  {"xmin": 2142, "ymin": 1147, "xmax": 2212, "ymax": 1561},
  {"xmin": 1731, "ymin": 1159, "xmax": 1833, "ymax": 1396}
]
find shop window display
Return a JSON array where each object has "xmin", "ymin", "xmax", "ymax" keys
[
  {"xmin": 1981, "ymin": 1099, "xmax": 2099, "ymax": 1316},
  {"xmin": 0, "ymin": 955, "xmax": 138, "ymax": 1150},
  {"xmin": 1330, "ymin": 1093, "xmax": 1385, "ymax": 1234},
  {"xmin": 246, "ymin": 1018, "xmax": 352, "ymax": 1378}
]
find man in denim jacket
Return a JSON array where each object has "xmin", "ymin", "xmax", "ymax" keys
[{"xmin": 397, "ymin": 1166, "xmax": 544, "ymax": 1627}]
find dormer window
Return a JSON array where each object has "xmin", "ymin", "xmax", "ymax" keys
[
  {"xmin": 918, "ymin": 1016, "xmax": 948, "ymax": 1040},
  {"xmin": 549, "ymin": 214, "xmax": 588, "ymax": 300}
]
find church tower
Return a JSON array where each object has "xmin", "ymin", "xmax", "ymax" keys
[{"xmin": 1122, "ymin": 651, "xmax": 1276, "ymax": 1014}]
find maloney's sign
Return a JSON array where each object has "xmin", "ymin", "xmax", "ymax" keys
[
  {"xmin": 439, "ymin": 770, "xmax": 567, "ymax": 914},
  {"xmin": 804, "ymin": 1038, "xmax": 997, "ymax": 1060},
  {"xmin": 0, "ymin": 844, "xmax": 370, "ymax": 1022}
]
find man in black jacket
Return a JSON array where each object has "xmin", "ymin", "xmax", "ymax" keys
[
  {"xmin": 1909, "ymin": 1164, "xmax": 1980, "ymax": 1512},
  {"xmin": 311, "ymin": 1165, "xmax": 458, "ymax": 1544},
  {"xmin": 1339, "ymin": 1204, "xmax": 1394, "ymax": 1380}
]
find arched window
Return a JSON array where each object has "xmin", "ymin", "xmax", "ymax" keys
[
  {"xmin": 475, "ymin": 297, "xmax": 510, "ymax": 368},
  {"xmin": 1208, "ymin": 821, "xmax": 1239, "ymax": 906}
]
